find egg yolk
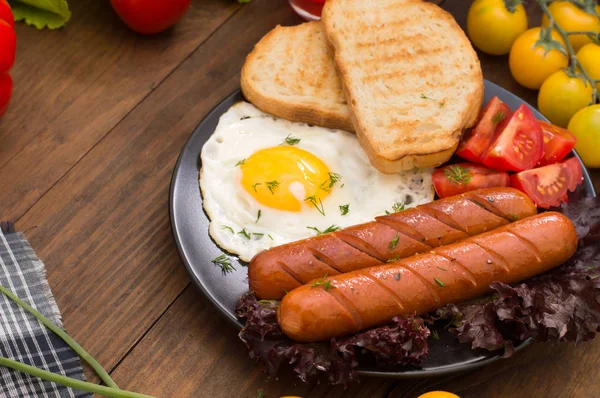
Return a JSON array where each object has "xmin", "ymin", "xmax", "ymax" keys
[{"xmin": 240, "ymin": 146, "xmax": 331, "ymax": 212}]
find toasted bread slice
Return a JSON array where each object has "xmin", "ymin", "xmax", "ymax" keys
[
  {"xmin": 322, "ymin": 0, "xmax": 484, "ymax": 173},
  {"xmin": 241, "ymin": 22, "xmax": 354, "ymax": 132}
]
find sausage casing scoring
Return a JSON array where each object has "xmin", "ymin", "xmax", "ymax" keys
[
  {"xmin": 277, "ymin": 212, "xmax": 578, "ymax": 342},
  {"xmin": 250, "ymin": 188, "xmax": 537, "ymax": 299}
]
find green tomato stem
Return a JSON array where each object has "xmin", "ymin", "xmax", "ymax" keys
[
  {"xmin": 537, "ymin": 0, "xmax": 598, "ymax": 103},
  {"xmin": 0, "ymin": 356, "xmax": 154, "ymax": 398},
  {"xmin": 564, "ymin": 31, "xmax": 598, "ymax": 36},
  {"xmin": 0, "ymin": 284, "xmax": 118, "ymax": 389}
]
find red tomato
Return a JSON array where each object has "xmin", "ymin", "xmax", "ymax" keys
[
  {"xmin": 110, "ymin": 0, "xmax": 191, "ymax": 35},
  {"xmin": 0, "ymin": 19, "xmax": 15, "ymax": 74},
  {"xmin": 538, "ymin": 121, "xmax": 577, "ymax": 166},
  {"xmin": 432, "ymin": 163, "xmax": 510, "ymax": 198},
  {"xmin": 456, "ymin": 96, "xmax": 511, "ymax": 163},
  {"xmin": 481, "ymin": 105, "xmax": 543, "ymax": 171},
  {"xmin": 510, "ymin": 157, "xmax": 583, "ymax": 208},
  {"xmin": 0, "ymin": 0, "xmax": 14, "ymax": 28},
  {"xmin": 0, "ymin": 73, "xmax": 13, "ymax": 118}
]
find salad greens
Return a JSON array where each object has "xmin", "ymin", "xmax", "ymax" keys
[{"xmin": 9, "ymin": 0, "xmax": 71, "ymax": 29}]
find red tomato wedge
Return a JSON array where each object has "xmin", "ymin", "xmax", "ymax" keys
[
  {"xmin": 538, "ymin": 121, "xmax": 577, "ymax": 166},
  {"xmin": 456, "ymin": 96, "xmax": 511, "ymax": 163},
  {"xmin": 510, "ymin": 157, "xmax": 583, "ymax": 209},
  {"xmin": 481, "ymin": 105, "xmax": 543, "ymax": 172},
  {"xmin": 433, "ymin": 163, "xmax": 510, "ymax": 198}
]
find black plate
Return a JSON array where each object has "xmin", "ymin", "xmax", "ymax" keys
[{"xmin": 170, "ymin": 80, "xmax": 596, "ymax": 378}]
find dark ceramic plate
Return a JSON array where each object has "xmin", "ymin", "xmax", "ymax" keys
[{"xmin": 170, "ymin": 80, "xmax": 596, "ymax": 378}]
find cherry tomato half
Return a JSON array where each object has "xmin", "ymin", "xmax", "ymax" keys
[
  {"xmin": 110, "ymin": 0, "xmax": 191, "ymax": 35},
  {"xmin": 433, "ymin": 163, "xmax": 510, "ymax": 198},
  {"xmin": 538, "ymin": 121, "xmax": 577, "ymax": 166},
  {"xmin": 456, "ymin": 96, "xmax": 511, "ymax": 163},
  {"xmin": 481, "ymin": 105, "xmax": 543, "ymax": 172},
  {"xmin": 0, "ymin": 19, "xmax": 15, "ymax": 74},
  {"xmin": 510, "ymin": 157, "xmax": 583, "ymax": 208},
  {"xmin": 0, "ymin": 0, "xmax": 14, "ymax": 28}
]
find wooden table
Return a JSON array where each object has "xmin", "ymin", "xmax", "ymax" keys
[{"xmin": 1, "ymin": 0, "xmax": 598, "ymax": 397}]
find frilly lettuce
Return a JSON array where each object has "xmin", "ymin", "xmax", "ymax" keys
[{"xmin": 9, "ymin": 0, "xmax": 71, "ymax": 29}]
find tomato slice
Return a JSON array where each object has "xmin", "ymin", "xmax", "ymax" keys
[
  {"xmin": 432, "ymin": 162, "xmax": 510, "ymax": 198},
  {"xmin": 510, "ymin": 157, "xmax": 583, "ymax": 208},
  {"xmin": 538, "ymin": 121, "xmax": 577, "ymax": 166},
  {"xmin": 481, "ymin": 105, "xmax": 543, "ymax": 172},
  {"xmin": 456, "ymin": 96, "xmax": 511, "ymax": 163}
]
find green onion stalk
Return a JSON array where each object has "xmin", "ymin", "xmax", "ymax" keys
[{"xmin": 0, "ymin": 284, "xmax": 155, "ymax": 398}]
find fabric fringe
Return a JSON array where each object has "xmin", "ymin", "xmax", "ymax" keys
[{"xmin": 0, "ymin": 221, "xmax": 15, "ymax": 234}]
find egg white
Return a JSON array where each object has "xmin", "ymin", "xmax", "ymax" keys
[{"xmin": 200, "ymin": 102, "xmax": 434, "ymax": 262}]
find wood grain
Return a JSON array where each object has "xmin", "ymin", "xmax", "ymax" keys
[
  {"xmin": 112, "ymin": 285, "xmax": 396, "ymax": 398},
  {"xmin": 0, "ymin": 0, "xmax": 239, "ymax": 221},
  {"xmin": 13, "ymin": 0, "xmax": 298, "ymax": 382},
  {"xmin": 3, "ymin": 0, "xmax": 598, "ymax": 396}
]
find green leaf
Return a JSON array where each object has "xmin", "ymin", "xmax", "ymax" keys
[{"xmin": 9, "ymin": 0, "xmax": 71, "ymax": 29}]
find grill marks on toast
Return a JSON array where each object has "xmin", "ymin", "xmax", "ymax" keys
[
  {"xmin": 241, "ymin": 22, "xmax": 353, "ymax": 131},
  {"xmin": 322, "ymin": 0, "xmax": 484, "ymax": 170}
]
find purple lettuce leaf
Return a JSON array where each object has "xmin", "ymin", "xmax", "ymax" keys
[
  {"xmin": 236, "ymin": 293, "xmax": 430, "ymax": 385},
  {"xmin": 436, "ymin": 195, "xmax": 600, "ymax": 356}
]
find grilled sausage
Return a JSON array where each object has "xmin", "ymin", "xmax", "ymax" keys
[
  {"xmin": 277, "ymin": 212, "xmax": 577, "ymax": 342},
  {"xmin": 249, "ymin": 188, "xmax": 537, "ymax": 299}
]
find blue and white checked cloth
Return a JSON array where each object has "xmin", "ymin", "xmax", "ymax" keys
[{"xmin": 0, "ymin": 223, "xmax": 90, "ymax": 398}]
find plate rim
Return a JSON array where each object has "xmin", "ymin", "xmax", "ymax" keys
[{"xmin": 169, "ymin": 80, "xmax": 596, "ymax": 379}]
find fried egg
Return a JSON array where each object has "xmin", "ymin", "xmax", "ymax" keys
[{"xmin": 200, "ymin": 102, "xmax": 434, "ymax": 261}]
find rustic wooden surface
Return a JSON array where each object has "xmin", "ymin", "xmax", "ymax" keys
[{"xmin": 1, "ymin": 0, "xmax": 598, "ymax": 397}]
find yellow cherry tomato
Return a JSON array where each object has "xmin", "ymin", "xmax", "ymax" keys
[
  {"xmin": 577, "ymin": 43, "xmax": 600, "ymax": 91},
  {"xmin": 542, "ymin": 1, "xmax": 600, "ymax": 52},
  {"xmin": 509, "ymin": 27, "xmax": 568, "ymax": 89},
  {"xmin": 418, "ymin": 392, "xmax": 461, "ymax": 398},
  {"xmin": 568, "ymin": 104, "xmax": 600, "ymax": 168},
  {"xmin": 538, "ymin": 69, "xmax": 594, "ymax": 128},
  {"xmin": 467, "ymin": 0, "xmax": 528, "ymax": 55}
]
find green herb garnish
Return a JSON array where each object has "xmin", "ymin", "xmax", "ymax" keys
[
  {"xmin": 266, "ymin": 180, "xmax": 280, "ymax": 194},
  {"xmin": 508, "ymin": 213, "xmax": 519, "ymax": 221},
  {"xmin": 235, "ymin": 159, "xmax": 246, "ymax": 167},
  {"xmin": 421, "ymin": 93, "xmax": 435, "ymax": 100},
  {"xmin": 268, "ymin": 234, "xmax": 274, "ymax": 241},
  {"xmin": 339, "ymin": 204, "xmax": 350, "ymax": 215},
  {"xmin": 281, "ymin": 134, "xmax": 301, "ymax": 146},
  {"xmin": 431, "ymin": 329, "xmax": 440, "ymax": 340},
  {"xmin": 444, "ymin": 165, "xmax": 472, "ymax": 185},
  {"xmin": 389, "ymin": 233, "xmax": 400, "ymax": 249},
  {"xmin": 221, "ymin": 225, "xmax": 234, "ymax": 234},
  {"xmin": 309, "ymin": 274, "xmax": 336, "ymax": 291},
  {"xmin": 388, "ymin": 255, "xmax": 401, "ymax": 263},
  {"xmin": 437, "ymin": 266, "xmax": 448, "ymax": 271},
  {"xmin": 392, "ymin": 202, "xmax": 405, "ymax": 212},
  {"xmin": 255, "ymin": 209, "xmax": 262, "ymax": 223},
  {"xmin": 320, "ymin": 172, "xmax": 343, "ymax": 193},
  {"xmin": 434, "ymin": 277, "xmax": 446, "ymax": 287},
  {"xmin": 305, "ymin": 195, "xmax": 325, "ymax": 216},
  {"xmin": 212, "ymin": 254, "xmax": 236, "ymax": 274},
  {"xmin": 252, "ymin": 182, "xmax": 262, "ymax": 192},
  {"xmin": 307, "ymin": 225, "xmax": 340, "ymax": 235},
  {"xmin": 238, "ymin": 229, "xmax": 251, "ymax": 240},
  {"xmin": 492, "ymin": 111, "xmax": 504, "ymax": 128}
]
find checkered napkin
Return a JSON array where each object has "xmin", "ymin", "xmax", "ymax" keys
[{"xmin": 0, "ymin": 223, "xmax": 90, "ymax": 398}]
